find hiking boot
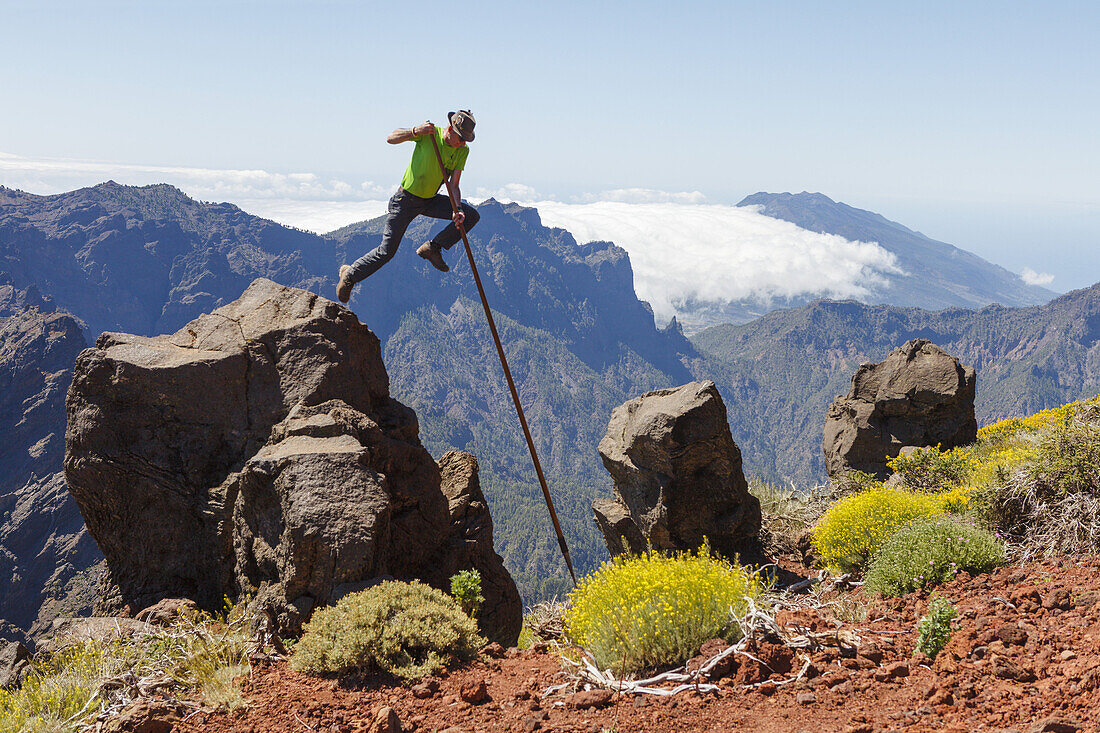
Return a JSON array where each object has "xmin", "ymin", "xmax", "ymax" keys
[
  {"xmin": 336, "ymin": 264, "xmax": 354, "ymax": 303},
  {"xmin": 416, "ymin": 242, "xmax": 449, "ymax": 272}
]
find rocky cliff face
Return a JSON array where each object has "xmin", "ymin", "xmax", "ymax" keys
[
  {"xmin": 64, "ymin": 279, "xmax": 520, "ymax": 643},
  {"xmin": 0, "ymin": 280, "xmax": 100, "ymax": 645}
]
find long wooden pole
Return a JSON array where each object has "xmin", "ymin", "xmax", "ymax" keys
[{"xmin": 429, "ymin": 132, "xmax": 577, "ymax": 585}]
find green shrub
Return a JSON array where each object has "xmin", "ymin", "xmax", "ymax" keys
[
  {"xmin": 864, "ymin": 515, "xmax": 1005, "ymax": 596},
  {"xmin": 812, "ymin": 486, "xmax": 943, "ymax": 573},
  {"xmin": 888, "ymin": 445, "xmax": 976, "ymax": 491},
  {"xmin": 1027, "ymin": 415, "xmax": 1100, "ymax": 496},
  {"xmin": 981, "ymin": 402, "xmax": 1100, "ymax": 558},
  {"xmin": 290, "ymin": 580, "xmax": 485, "ymax": 680},
  {"xmin": 915, "ymin": 596, "xmax": 957, "ymax": 660},
  {"xmin": 564, "ymin": 547, "xmax": 758, "ymax": 674},
  {"xmin": 449, "ymin": 570, "xmax": 484, "ymax": 619}
]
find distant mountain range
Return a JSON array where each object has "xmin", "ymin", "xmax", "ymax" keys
[
  {"xmin": 688, "ymin": 286, "xmax": 1100, "ymax": 484},
  {"xmin": 0, "ymin": 181, "xmax": 1094, "ymax": 642},
  {"xmin": 668, "ymin": 192, "xmax": 1056, "ymax": 329}
]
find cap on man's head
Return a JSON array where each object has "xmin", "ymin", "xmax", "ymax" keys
[{"xmin": 448, "ymin": 110, "xmax": 476, "ymax": 142}]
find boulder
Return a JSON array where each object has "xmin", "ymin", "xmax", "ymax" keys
[
  {"xmin": 64, "ymin": 278, "xmax": 520, "ymax": 643},
  {"xmin": 593, "ymin": 381, "xmax": 761, "ymax": 559},
  {"xmin": 823, "ymin": 339, "xmax": 977, "ymax": 478},
  {"xmin": 36, "ymin": 617, "xmax": 154, "ymax": 656},
  {"xmin": 0, "ymin": 640, "xmax": 31, "ymax": 689}
]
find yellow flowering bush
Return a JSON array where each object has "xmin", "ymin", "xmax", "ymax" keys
[
  {"xmin": 565, "ymin": 548, "xmax": 758, "ymax": 674},
  {"xmin": 812, "ymin": 486, "xmax": 943, "ymax": 573},
  {"xmin": 979, "ymin": 397, "xmax": 1100, "ymax": 442},
  {"xmin": 937, "ymin": 484, "xmax": 975, "ymax": 513}
]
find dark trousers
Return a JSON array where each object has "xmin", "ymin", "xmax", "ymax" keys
[{"xmin": 346, "ymin": 187, "xmax": 481, "ymax": 283}]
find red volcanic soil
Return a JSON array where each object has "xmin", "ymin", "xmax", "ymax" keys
[{"xmin": 175, "ymin": 557, "xmax": 1100, "ymax": 733}]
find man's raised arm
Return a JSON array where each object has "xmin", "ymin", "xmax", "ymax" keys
[{"xmin": 387, "ymin": 122, "xmax": 435, "ymax": 144}]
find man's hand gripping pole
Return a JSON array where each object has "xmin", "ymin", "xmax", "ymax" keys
[{"xmin": 429, "ymin": 134, "xmax": 577, "ymax": 586}]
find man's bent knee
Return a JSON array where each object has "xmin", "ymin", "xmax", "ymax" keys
[{"xmin": 463, "ymin": 204, "xmax": 480, "ymax": 229}]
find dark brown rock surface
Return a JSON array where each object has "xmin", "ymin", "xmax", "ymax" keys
[
  {"xmin": 593, "ymin": 380, "xmax": 761, "ymax": 559},
  {"xmin": 64, "ymin": 278, "xmax": 520, "ymax": 643},
  {"xmin": 822, "ymin": 339, "xmax": 977, "ymax": 478}
]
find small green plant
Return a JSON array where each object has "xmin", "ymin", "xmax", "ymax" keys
[
  {"xmin": 564, "ymin": 545, "xmax": 758, "ymax": 674},
  {"xmin": 864, "ymin": 515, "xmax": 1005, "ymax": 596},
  {"xmin": 290, "ymin": 580, "xmax": 485, "ymax": 681},
  {"xmin": 915, "ymin": 596, "xmax": 957, "ymax": 660},
  {"xmin": 449, "ymin": 569, "xmax": 485, "ymax": 619},
  {"xmin": 812, "ymin": 486, "xmax": 943, "ymax": 573}
]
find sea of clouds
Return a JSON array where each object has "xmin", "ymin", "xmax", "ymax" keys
[{"xmin": 516, "ymin": 199, "xmax": 904, "ymax": 324}]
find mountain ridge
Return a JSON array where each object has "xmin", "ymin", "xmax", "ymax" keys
[{"xmin": 736, "ymin": 191, "xmax": 1055, "ymax": 311}]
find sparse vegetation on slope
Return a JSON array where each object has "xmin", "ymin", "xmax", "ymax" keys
[{"xmin": 0, "ymin": 601, "xmax": 253, "ymax": 733}]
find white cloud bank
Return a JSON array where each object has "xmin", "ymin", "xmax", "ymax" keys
[
  {"xmin": 1020, "ymin": 267, "xmax": 1055, "ymax": 287},
  {"xmin": 525, "ymin": 201, "xmax": 903, "ymax": 324}
]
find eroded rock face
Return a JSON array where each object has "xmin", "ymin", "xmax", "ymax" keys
[
  {"xmin": 419, "ymin": 451, "xmax": 522, "ymax": 654},
  {"xmin": 64, "ymin": 278, "xmax": 520, "ymax": 644},
  {"xmin": 822, "ymin": 339, "xmax": 977, "ymax": 478},
  {"xmin": 593, "ymin": 381, "xmax": 761, "ymax": 559}
]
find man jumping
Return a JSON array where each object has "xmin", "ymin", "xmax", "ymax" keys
[{"xmin": 337, "ymin": 110, "xmax": 479, "ymax": 302}]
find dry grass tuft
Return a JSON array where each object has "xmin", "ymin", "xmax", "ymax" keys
[{"xmin": 750, "ymin": 479, "xmax": 844, "ymax": 556}]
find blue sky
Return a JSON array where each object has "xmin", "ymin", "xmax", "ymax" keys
[{"xmin": 3, "ymin": 0, "xmax": 1098, "ymax": 291}]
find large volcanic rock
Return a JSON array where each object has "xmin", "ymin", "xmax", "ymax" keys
[
  {"xmin": 64, "ymin": 278, "xmax": 520, "ymax": 644},
  {"xmin": 0, "ymin": 280, "xmax": 101, "ymax": 646},
  {"xmin": 593, "ymin": 381, "xmax": 761, "ymax": 559},
  {"xmin": 822, "ymin": 339, "xmax": 977, "ymax": 478}
]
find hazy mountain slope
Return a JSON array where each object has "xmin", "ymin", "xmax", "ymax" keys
[
  {"xmin": 738, "ymin": 192, "xmax": 1055, "ymax": 310},
  {"xmin": 690, "ymin": 284, "xmax": 1100, "ymax": 484},
  {"xmin": 0, "ymin": 182, "xmax": 338, "ymax": 338},
  {"xmin": 0, "ymin": 281, "xmax": 100, "ymax": 645}
]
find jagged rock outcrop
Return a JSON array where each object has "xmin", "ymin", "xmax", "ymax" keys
[
  {"xmin": 822, "ymin": 339, "xmax": 977, "ymax": 478},
  {"xmin": 0, "ymin": 279, "xmax": 101, "ymax": 646},
  {"xmin": 418, "ymin": 451, "xmax": 523, "ymax": 643},
  {"xmin": 593, "ymin": 381, "xmax": 761, "ymax": 559},
  {"xmin": 64, "ymin": 278, "xmax": 520, "ymax": 644}
]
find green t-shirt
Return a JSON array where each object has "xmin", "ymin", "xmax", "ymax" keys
[{"xmin": 400, "ymin": 127, "xmax": 469, "ymax": 198}]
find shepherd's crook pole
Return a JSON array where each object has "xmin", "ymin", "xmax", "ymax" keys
[{"xmin": 430, "ymin": 134, "xmax": 577, "ymax": 585}]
